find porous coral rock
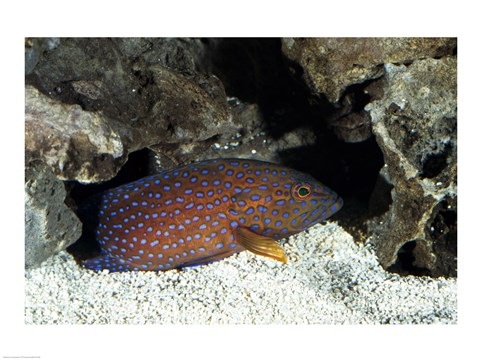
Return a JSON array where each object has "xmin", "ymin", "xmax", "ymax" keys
[{"xmin": 366, "ymin": 56, "xmax": 457, "ymax": 277}]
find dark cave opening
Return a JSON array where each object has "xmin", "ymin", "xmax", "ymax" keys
[
  {"xmin": 206, "ymin": 37, "xmax": 385, "ymax": 208},
  {"xmin": 388, "ymin": 240, "xmax": 431, "ymax": 277},
  {"xmin": 420, "ymin": 142, "xmax": 453, "ymax": 179}
]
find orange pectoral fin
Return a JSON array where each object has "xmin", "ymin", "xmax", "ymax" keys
[{"xmin": 235, "ymin": 227, "xmax": 288, "ymax": 263}]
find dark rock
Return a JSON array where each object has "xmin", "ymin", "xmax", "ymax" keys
[
  {"xmin": 26, "ymin": 38, "xmax": 150, "ymax": 122},
  {"xmin": 198, "ymin": 98, "xmax": 318, "ymax": 165},
  {"xmin": 129, "ymin": 64, "xmax": 239, "ymax": 168},
  {"xmin": 25, "ymin": 163, "xmax": 82, "ymax": 269},
  {"xmin": 25, "ymin": 39, "xmax": 239, "ymax": 183},
  {"xmin": 366, "ymin": 57, "xmax": 457, "ymax": 277},
  {"xmin": 25, "ymin": 37, "xmax": 457, "ymax": 279},
  {"xmin": 146, "ymin": 64, "xmax": 236, "ymax": 143},
  {"xmin": 281, "ymin": 37, "xmax": 456, "ymax": 104},
  {"xmin": 25, "ymin": 38, "xmax": 242, "ymax": 267},
  {"xmin": 136, "ymin": 38, "xmax": 209, "ymax": 74},
  {"xmin": 25, "ymin": 38, "xmax": 60, "ymax": 75},
  {"xmin": 329, "ymin": 111, "xmax": 373, "ymax": 143},
  {"xmin": 326, "ymin": 78, "xmax": 387, "ymax": 143}
]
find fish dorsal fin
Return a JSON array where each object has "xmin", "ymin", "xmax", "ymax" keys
[{"xmin": 235, "ymin": 227, "xmax": 288, "ymax": 263}]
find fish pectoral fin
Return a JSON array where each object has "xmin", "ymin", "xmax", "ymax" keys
[{"xmin": 235, "ymin": 227, "xmax": 288, "ymax": 263}]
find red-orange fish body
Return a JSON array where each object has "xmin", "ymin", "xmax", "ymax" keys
[{"xmin": 83, "ymin": 158, "xmax": 343, "ymax": 272}]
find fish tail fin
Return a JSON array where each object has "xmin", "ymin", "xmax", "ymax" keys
[{"xmin": 83, "ymin": 254, "xmax": 133, "ymax": 272}]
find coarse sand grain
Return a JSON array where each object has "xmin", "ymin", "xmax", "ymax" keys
[{"xmin": 25, "ymin": 223, "xmax": 456, "ymax": 324}]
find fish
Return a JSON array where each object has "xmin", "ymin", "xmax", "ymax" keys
[{"xmin": 82, "ymin": 158, "xmax": 343, "ymax": 272}]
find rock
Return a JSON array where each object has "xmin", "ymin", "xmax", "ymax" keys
[
  {"xmin": 26, "ymin": 38, "xmax": 150, "ymax": 123},
  {"xmin": 147, "ymin": 64, "xmax": 236, "ymax": 144},
  {"xmin": 25, "ymin": 38, "xmax": 60, "ymax": 75},
  {"xmin": 24, "ymin": 38, "xmax": 241, "ymax": 267},
  {"xmin": 25, "ymin": 85, "xmax": 126, "ymax": 183},
  {"xmin": 326, "ymin": 78, "xmax": 387, "ymax": 143},
  {"xmin": 25, "ymin": 38, "xmax": 239, "ymax": 183},
  {"xmin": 24, "ymin": 38, "xmax": 457, "ymax": 278},
  {"xmin": 25, "ymin": 163, "xmax": 82, "ymax": 269},
  {"xmin": 117, "ymin": 64, "xmax": 238, "ymax": 170},
  {"xmin": 137, "ymin": 38, "xmax": 210, "ymax": 74},
  {"xmin": 365, "ymin": 56, "xmax": 457, "ymax": 277},
  {"xmin": 329, "ymin": 111, "xmax": 373, "ymax": 143},
  {"xmin": 281, "ymin": 38, "xmax": 456, "ymax": 104},
  {"xmin": 199, "ymin": 99, "xmax": 318, "ymax": 165}
]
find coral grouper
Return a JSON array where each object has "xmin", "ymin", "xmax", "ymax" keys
[{"xmin": 83, "ymin": 158, "xmax": 343, "ymax": 272}]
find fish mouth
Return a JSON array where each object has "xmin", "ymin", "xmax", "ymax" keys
[
  {"xmin": 329, "ymin": 194, "xmax": 343, "ymax": 216},
  {"xmin": 303, "ymin": 194, "xmax": 343, "ymax": 226},
  {"xmin": 287, "ymin": 194, "xmax": 344, "ymax": 233}
]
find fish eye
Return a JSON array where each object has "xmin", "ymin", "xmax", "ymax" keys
[
  {"xmin": 292, "ymin": 183, "xmax": 312, "ymax": 200},
  {"xmin": 298, "ymin": 187, "xmax": 310, "ymax": 197}
]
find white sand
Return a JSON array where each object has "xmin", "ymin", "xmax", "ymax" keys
[{"xmin": 24, "ymin": 222, "xmax": 456, "ymax": 324}]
